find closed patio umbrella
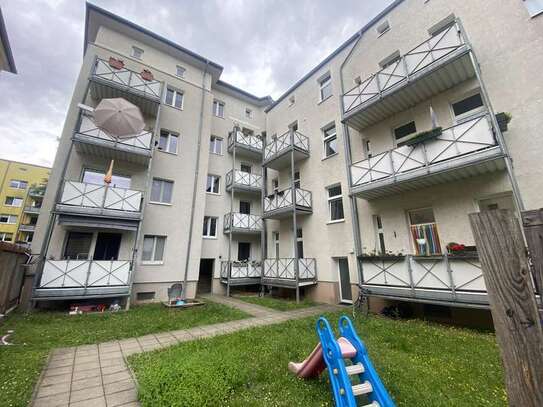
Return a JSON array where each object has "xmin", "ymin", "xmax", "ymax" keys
[
  {"xmin": 104, "ymin": 160, "xmax": 114, "ymax": 185},
  {"xmin": 94, "ymin": 98, "xmax": 145, "ymax": 137}
]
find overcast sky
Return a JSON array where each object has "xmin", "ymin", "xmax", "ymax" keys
[{"xmin": 0, "ymin": 0, "xmax": 391, "ymax": 167}]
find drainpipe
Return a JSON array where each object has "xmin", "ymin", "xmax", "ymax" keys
[{"xmin": 181, "ymin": 60, "xmax": 210, "ymax": 299}]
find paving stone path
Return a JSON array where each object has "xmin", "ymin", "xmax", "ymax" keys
[{"xmin": 31, "ymin": 296, "xmax": 341, "ymax": 407}]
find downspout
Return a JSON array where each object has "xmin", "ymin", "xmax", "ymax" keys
[{"xmin": 181, "ymin": 60, "xmax": 210, "ymax": 299}]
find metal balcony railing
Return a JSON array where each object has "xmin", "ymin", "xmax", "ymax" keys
[
  {"xmin": 350, "ymin": 115, "xmax": 498, "ymax": 189},
  {"xmin": 76, "ymin": 113, "xmax": 153, "ymax": 151},
  {"xmin": 264, "ymin": 130, "xmax": 310, "ymax": 162},
  {"xmin": 23, "ymin": 206, "xmax": 41, "ymax": 214},
  {"xmin": 343, "ymin": 23, "xmax": 466, "ymax": 115},
  {"xmin": 92, "ymin": 58, "xmax": 162, "ymax": 100},
  {"xmin": 18, "ymin": 224, "xmax": 36, "ymax": 232},
  {"xmin": 227, "ymin": 131, "xmax": 263, "ymax": 152},
  {"xmin": 263, "ymin": 258, "xmax": 317, "ymax": 280},
  {"xmin": 220, "ymin": 260, "xmax": 262, "ymax": 279},
  {"xmin": 225, "ymin": 169, "xmax": 262, "ymax": 190},
  {"xmin": 59, "ymin": 181, "xmax": 143, "ymax": 213},
  {"xmin": 38, "ymin": 259, "xmax": 131, "ymax": 289},
  {"xmin": 264, "ymin": 188, "xmax": 312, "ymax": 213},
  {"xmin": 223, "ymin": 213, "xmax": 263, "ymax": 232}
]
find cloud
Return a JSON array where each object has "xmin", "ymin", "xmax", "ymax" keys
[{"xmin": 0, "ymin": 0, "xmax": 391, "ymax": 167}]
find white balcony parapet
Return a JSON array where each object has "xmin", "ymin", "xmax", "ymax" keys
[
  {"xmin": 223, "ymin": 213, "xmax": 263, "ymax": 233},
  {"xmin": 38, "ymin": 260, "xmax": 131, "ymax": 289},
  {"xmin": 350, "ymin": 115, "xmax": 500, "ymax": 191},
  {"xmin": 343, "ymin": 23, "xmax": 467, "ymax": 115},
  {"xmin": 24, "ymin": 206, "xmax": 41, "ymax": 214},
  {"xmin": 92, "ymin": 58, "xmax": 162, "ymax": 100},
  {"xmin": 59, "ymin": 181, "xmax": 143, "ymax": 213},
  {"xmin": 264, "ymin": 188, "xmax": 312, "ymax": 214},
  {"xmin": 228, "ymin": 130, "xmax": 263, "ymax": 152},
  {"xmin": 220, "ymin": 260, "xmax": 262, "ymax": 279},
  {"xmin": 18, "ymin": 224, "xmax": 36, "ymax": 232},
  {"xmin": 225, "ymin": 169, "xmax": 262, "ymax": 191},
  {"xmin": 264, "ymin": 130, "xmax": 310, "ymax": 162},
  {"xmin": 263, "ymin": 258, "xmax": 317, "ymax": 280},
  {"xmin": 76, "ymin": 113, "xmax": 153, "ymax": 151}
]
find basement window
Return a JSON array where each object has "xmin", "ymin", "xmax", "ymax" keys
[
  {"xmin": 136, "ymin": 292, "xmax": 155, "ymax": 301},
  {"xmin": 376, "ymin": 20, "xmax": 390, "ymax": 36}
]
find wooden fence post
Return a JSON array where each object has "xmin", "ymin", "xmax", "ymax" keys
[
  {"xmin": 469, "ymin": 210, "xmax": 543, "ymax": 407},
  {"xmin": 521, "ymin": 209, "xmax": 543, "ymax": 297}
]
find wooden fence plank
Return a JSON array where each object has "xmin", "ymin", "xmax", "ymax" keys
[
  {"xmin": 469, "ymin": 210, "xmax": 543, "ymax": 407},
  {"xmin": 522, "ymin": 209, "xmax": 543, "ymax": 296}
]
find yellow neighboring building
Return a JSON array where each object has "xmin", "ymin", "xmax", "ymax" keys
[{"xmin": 0, "ymin": 159, "xmax": 50, "ymax": 246}]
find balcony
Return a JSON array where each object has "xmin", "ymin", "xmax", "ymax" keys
[
  {"xmin": 227, "ymin": 130, "xmax": 263, "ymax": 159},
  {"xmin": 18, "ymin": 224, "xmax": 36, "ymax": 232},
  {"xmin": 263, "ymin": 130, "xmax": 310, "ymax": 170},
  {"xmin": 225, "ymin": 169, "xmax": 262, "ymax": 194},
  {"xmin": 56, "ymin": 181, "xmax": 142, "ymax": 229},
  {"xmin": 343, "ymin": 23, "xmax": 474, "ymax": 130},
  {"xmin": 350, "ymin": 115, "xmax": 505, "ymax": 199},
  {"xmin": 220, "ymin": 260, "xmax": 261, "ymax": 285},
  {"xmin": 24, "ymin": 206, "xmax": 41, "ymax": 215},
  {"xmin": 263, "ymin": 188, "xmax": 312, "ymax": 218},
  {"xmin": 262, "ymin": 258, "xmax": 317, "ymax": 288},
  {"xmin": 28, "ymin": 187, "xmax": 45, "ymax": 198},
  {"xmin": 73, "ymin": 113, "xmax": 153, "ymax": 165},
  {"xmin": 89, "ymin": 58, "xmax": 162, "ymax": 116},
  {"xmin": 223, "ymin": 213, "xmax": 263, "ymax": 234},
  {"xmin": 34, "ymin": 259, "xmax": 131, "ymax": 299},
  {"xmin": 360, "ymin": 254, "xmax": 488, "ymax": 307}
]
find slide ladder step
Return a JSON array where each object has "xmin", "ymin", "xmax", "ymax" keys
[
  {"xmin": 352, "ymin": 381, "xmax": 373, "ymax": 396},
  {"xmin": 362, "ymin": 402, "xmax": 380, "ymax": 407},
  {"xmin": 345, "ymin": 362, "xmax": 364, "ymax": 375}
]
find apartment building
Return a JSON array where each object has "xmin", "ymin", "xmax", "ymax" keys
[
  {"xmin": 0, "ymin": 159, "xmax": 49, "ymax": 247},
  {"xmin": 31, "ymin": 1, "xmax": 543, "ymax": 310},
  {"xmin": 0, "ymin": 6, "xmax": 16, "ymax": 74}
]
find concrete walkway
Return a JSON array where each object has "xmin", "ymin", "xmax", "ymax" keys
[{"xmin": 31, "ymin": 296, "xmax": 340, "ymax": 407}]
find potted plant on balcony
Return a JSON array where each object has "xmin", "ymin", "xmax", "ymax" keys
[
  {"xmin": 495, "ymin": 112, "xmax": 512, "ymax": 132},
  {"xmin": 141, "ymin": 69, "xmax": 154, "ymax": 81},
  {"xmin": 108, "ymin": 57, "xmax": 124, "ymax": 70},
  {"xmin": 402, "ymin": 127, "xmax": 443, "ymax": 147},
  {"xmin": 360, "ymin": 248, "xmax": 405, "ymax": 261}
]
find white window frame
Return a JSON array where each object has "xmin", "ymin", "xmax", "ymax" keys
[
  {"xmin": 318, "ymin": 73, "xmax": 332, "ymax": 102},
  {"xmin": 393, "ymin": 121, "xmax": 418, "ymax": 146},
  {"xmin": 203, "ymin": 216, "xmax": 218, "ymax": 238},
  {"xmin": 0, "ymin": 232, "xmax": 13, "ymax": 242},
  {"xmin": 4, "ymin": 197, "xmax": 23, "ymax": 207},
  {"xmin": 176, "ymin": 65, "xmax": 186, "ymax": 78},
  {"xmin": 450, "ymin": 90, "xmax": 486, "ymax": 123},
  {"xmin": 10, "ymin": 180, "xmax": 28, "ymax": 189},
  {"xmin": 150, "ymin": 178, "xmax": 174, "ymax": 205},
  {"xmin": 209, "ymin": 136, "xmax": 223, "ymax": 155},
  {"xmin": 376, "ymin": 20, "xmax": 390, "ymax": 37},
  {"xmin": 273, "ymin": 232, "xmax": 280, "ymax": 258},
  {"xmin": 323, "ymin": 124, "xmax": 338, "ymax": 159},
  {"xmin": 142, "ymin": 235, "xmax": 166, "ymax": 265},
  {"xmin": 213, "ymin": 100, "xmax": 225, "ymax": 118},
  {"xmin": 288, "ymin": 95, "xmax": 295, "ymax": 107},
  {"xmin": 0, "ymin": 214, "xmax": 17, "ymax": 224},
  {"xmin": 327, "ymin": 184, "xmax": 344, "ymax": 223},
  {"xmin": 240, "ymin": 163, "xmax": 252, "ymax": 173},
  {"xmin": 206, "ymin": 174, "xmax": 221, "ymax": 194},
  {"xmin": 165, "ymin": 87, "xmax": 184, "ymax": 109},
  {"xmin": 272, "ymin": 178, "xmax": 279, "ymax": 194},
  {"xmin": 245, "ymin": 108, "xmax": 253, "ymax": 119},
  {"xmin": 131, "ymin": 46, "xmax": 144, "ymax": 59},
  {"xmin": 158, "ymin": 130, "xmax": 179, "ymax": 154}
]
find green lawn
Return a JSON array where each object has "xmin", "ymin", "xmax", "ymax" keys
[
  {"xmin": 235, "ymin": 295, "xmax": 317, "ymax": 311},
  {"xmin": 0, "ymin": 302, "xmax": 248, "ymax": 407},
  {"xmin": 130, "ymin": 312, "xmax": 507, "ymax": 407}
]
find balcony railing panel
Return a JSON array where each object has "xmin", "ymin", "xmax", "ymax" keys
[
  {"xmin": 351, "ymin": 115, "xmax": 497, "ymax": 188},
  {"xmin": 77, "ymin": 113, "xmax": 153, "ymax": 151},
  {"xmin": 39, "ymin": 260, "xmax": 131, "ymax": 289},
  {"xmin": 228, "ymin": 131, "xmax": 263, "ymax": 152},
  {"xmin": 92, "ymin": 59, "xmax": 161, "ymax": 99},
  {"xmin": 264, "ymin": 131, "xmax": 310, "ymax": 161},
  {"xmin": 24, "ymin": 206, "xmax": 41, "ymax": 214},
  {"xmin": 223, "ymin": 213, "xmax": 263, "ymax": 232},
  {"xmin": 263, "ymin": 258, "xmax": 317, "ymax": 280},
  {"xmin": 225, "ymin": 170, "xmax": 262, "ymax": 190},
  {"xmin": 220, "ymin": 261, "xmax": 262, "ymax": 279},
  {"xmin": 343, "ymin": 23, "xmax": 465, "ymax": 115},
  {"xmin": 59, "ymin": 181, "xmax": 142, "ymax": 212},
  {"xmin": 264, "ymin": 188, "xmax": 312, "ymax": 213},
  {"xmin": 19, "ymin": 224, "xmax": 36, "ymax": 232}
]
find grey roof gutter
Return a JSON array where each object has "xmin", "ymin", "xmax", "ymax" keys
[{"xmin": 0, "ymin": 7, "xmax": 16, "ymax": 74}]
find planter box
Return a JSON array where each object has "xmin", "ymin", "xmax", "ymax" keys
[
  {"xmin": 402, "ymin": 127, "xmax": 443, "ymax": 147},
  {"xmin": 108, "ymin": 57, "xmax": 124, "ymax": 70},
  {"xmin": 359, "ymin": 255, "xmax": 406, "ymax": 261},
  {"xmin": 141, "ymin": 69, "xmax": 154, "ymax": 81}
]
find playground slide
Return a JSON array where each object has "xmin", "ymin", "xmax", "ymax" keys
[{"xmin": 288, "ymin": 337, "xmax": 357, "ymax": 378}]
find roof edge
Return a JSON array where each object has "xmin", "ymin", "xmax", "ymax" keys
[
  {"xmin": 0, "ymin": 7, "xmax": 17, "ymax": 74},
  {"xmin": 215, "ymin": 80, "xmax": 273, "ymax": 106}
]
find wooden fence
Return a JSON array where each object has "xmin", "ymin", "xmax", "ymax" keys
[{"xmin": 0, "ymin": 242, "xmax": 29, "ymax": 314}]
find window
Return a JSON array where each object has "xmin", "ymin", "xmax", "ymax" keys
[
  {"xmin": 165, "ymin": 88, "xmax": 184, "ymax": 109},
  {"xmin": 293, "ymin": 171, "xmax": 301, "ymax": 189},
  {"xmin": 364, "ymin": 139, "xmax": 373, "ymax": 159},
  {"xmin": 9, "ymin": 180, "xmax": 27, "ymax": 189},
  {"xmin": 327, "ymin": 185, "xmax": 344, "ymax": 222},
  {"xmin": 213, "ymin": 100, "xmax": 225, "ymax": 118},
  {"xmin": 319, "ymin": 74, "xmax": 332, "ymax": 101},
  {"xmin": 0, "ymin": 214, "xmax": 17, "ymax": 224},
  {"xmin": 136, "ymin": 292, "xmax": 155, "ymax": 301},
  {"xmin": 142, "ymin": 235, "xmax": 166, "ymax": 263},
  {"xmin": 272, "ymin": 178, "xmax": 279, "ymax": 193},
  {"xmin": 239, "ymin": 201, "xmax": 251, "ymax": 215},
  {"xmin": 240, "ymin": 164, "xmax": 251, "ymax": 173},
  {"xmin": 296, "ymin": 228, "xmax": 304, "ymax": 258},
  {"xmin": 379, "ymin": 51, "xmax": 401, "ymax": 69},
  {"xmin": 408, "ymin": 208, "xmax": 442, "ymax": 256},
  {"xmin": 150, "ymin": 179, "xmax": 173, "ymax": 204},
  {"xmin": 158, "ymin": 130, "xmax": 178, "ymax": 154},
  {"xmin": 288, "ymin": 95, "xmax": 296, "ymax": 106},
  {"xmin": 238, "ymin": 242, "xmax": 251, "ymax": 261},
  {"xmin": 209, "ymin": 136, "xmax": 223, "ymax": 155},
  {"xmin": 176, "ymin": 65, "xmax": 186, "ymax": 77},
  {"xmin": 523, "ymin": 0, "xmax": 543, "ymax": 17},
  {"xmin": 451, "ymin": 93, "xmax": 484, "ymax": 120},
  {"xmin": 273, "ymin": 232, "xmax": 280, "ymax": 258},
  {"xmin": 131, "ymin": 46, "xmax": 144, "ymax": 59},
  {"xmin": 394, "ymin": 121, "xmax": 417, "ymax": 145},
  {"xmin": 376, "ymin": 20, "xmax": 390, "ymax": 36},
  {"xmin": 4, "ymin": 197, "xmax": 23, "ymax": 207},
  {"xmin": 64, "ymin": 232, "xmax": 93, "ymax": 260},
  {"xmin": 82, "ymin": 169, "xmax": 131, "ymax": 189},
  {"xmin": 203, "ymin": 216, "xmax": 218, "ymax": 238},
  {"xmin": 245, "ymin": 108, "xmax": 253, "ymax": 119},
  {"xmin": 0, "ymin": 233, "xmax": 13, "ymax": 242},
  {"xmin": 373, "ymin": 215, "xmax": 386, "ymax": 254},
  {"xmin": 323, "ymin": 125, "xmax": 338, "ymax": 158},
  {"xmin": 428, "ymin": 14, "xmax": 456, "ymax": 36},
  {"xmin": 206, "ymin": 175, "xmax": 220, "ymax": 194}
]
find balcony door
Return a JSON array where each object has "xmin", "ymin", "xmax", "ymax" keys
[
  {"xmin": 82, "ymin": 169, "xmax": 131, "ymax": 189},
  {"xmin": 239, "ymin": 201, "xmax": 251, "ymax": 215},
  {"xmin": 64, "ymin": 232, "xmax": 93, "ymax": 260},
  {"xmin": 337, "ymin": 258, "xmax": 352, "ymax": 303},
  {"xmin": 238, "ymin": 242, "xmax": 251, "ymax": 261},
  {"xmin": 93, "ymin": 233, "xmax": 122, "ymax": 260}
]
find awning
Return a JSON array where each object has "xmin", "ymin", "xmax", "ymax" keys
[{"xmin": 58, "ymin": 214, "xmax": 138, "ymax": 231}]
